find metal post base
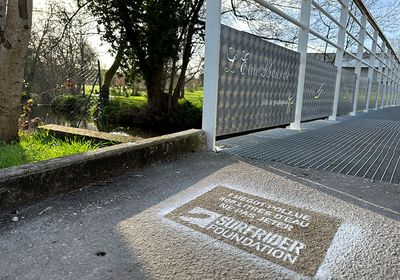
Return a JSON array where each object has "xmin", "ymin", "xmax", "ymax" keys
[{"xmin": 287, "ymin": 122, "xmax": 302, "ymax": 131}]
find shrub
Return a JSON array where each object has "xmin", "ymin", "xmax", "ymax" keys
[
  {"xmin": 103, "ymin": 97, "xmax": 202, "ymax": 132},
  {"xmin": 177, "ymin": 99, "xmax": 202, "ymax": 129},
  {"xmin": 51, "ymin": 95, "xmax": 87, "ymax": 115},
  {"xmin": 103, "ymin": 99, "xmax": 145, "ymax": 126}
]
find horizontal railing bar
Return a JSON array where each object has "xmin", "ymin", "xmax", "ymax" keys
[
  {"xmin": 353, "ymin": 0, "xmax": 400, "ymax": 64},
  {"xmin": 375, "ymin": 68, "xmax": 392, "ymax": 79},
  {"xmin": 348, "ymin": 9, "xmax": 363, "ymax": 28},
  {"xmin": 345, "ymin": 32, "xmax": 373, "ymax": 54},
  {"xmin": 387, "ymin": 55, "xmax": 398, "ymax": 68},
  {"xmin": 309, "ymin": 28, "xmax": 342, "ymax": 50},
  {"xmin": 343, "ymin": 50, "xmax": 374, "ymax": 68},
  {"xmin": 252, "ymin": 0, "xmax": 307, "ymax": 30},
  {"xmin": 363, "ymin": 45, "xmax": 373, "ymax": 55},
  {"xmin": 365, "ymin": 29, "xmax": 375, "ymax": 42},
  {"xmin": 249, "ymin": 0, "xmax": 400, "ymax": 65},
  {"xmin": 361, "ymin": 59, "xmax": 373, "ymax": 68},
  {"xmin": 311, "ymin": 1, "xmax": 344, "ymax": 29},
  {"xmin": 344, "ymin": 50, "xmax": 360, "ymax": 61},
  {"xmin": 375, "ymin": 54, "xmax": 388, "ymax": 67},
  {"xmin": 346, "ymin": 31, "xmax": 363, "ymax": 46},
  {"xmin": 337, "ymin": 0, "xmax": 349, "ymax": 9},
  {"xmin": 388, "ymin": 56, "xmax": 397, "ymax": 76},
  {"xmin": 376, "ymin": 43, "xmax": 384, "ymax": 52}
]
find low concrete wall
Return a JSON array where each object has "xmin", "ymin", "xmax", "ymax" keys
[
  {"xmin": 40, "ymin": 124, "xmax": 142, "ymax": 143},
  {"xmin": 0, "ymin": 129, "xmax": 206, "ymax": 212}
]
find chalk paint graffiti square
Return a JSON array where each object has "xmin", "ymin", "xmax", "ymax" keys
[{"xmin": 165, "ymin": 186, "xmax": 341, "ymax": 277}]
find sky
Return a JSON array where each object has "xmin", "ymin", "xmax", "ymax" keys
[
  {"xmin": 32, "ymin": 0, "xmax": 399, "ymax": 68},
  {"xmin": 33, "ymin": 0, "xmax": 114, "ymax": 68}
]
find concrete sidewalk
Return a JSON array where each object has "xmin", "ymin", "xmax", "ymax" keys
[{"xmin": 1, "ymin": 152, "xmax": 399, "ymax": 280}]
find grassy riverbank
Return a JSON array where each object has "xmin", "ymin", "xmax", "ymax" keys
[{"xmin": 0, "ymin": 131, "xmax": 101, "ymax": 169}]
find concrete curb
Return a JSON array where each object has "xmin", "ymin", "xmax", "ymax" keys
[
  {"xmin": 0, "ymin": 129, "xmax": 206, "ymax": 212},
  {"xmin": 40, "ymin": 124, "xmax": 143, "ymax": 143}
]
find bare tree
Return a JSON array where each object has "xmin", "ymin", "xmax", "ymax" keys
[
  {"xmin": 226, "ymin": 0, "xmax": 399, "ymax": 60},
  {"xmin": 0, "ymin": 0, "xmax": 33, "ymax": 142},
  {"xmin": 365, "ymin": 0, "xmax": 400, "ymax": 35},
  {"xmin": 101, "ymin": 38, "xmax": 127, "ymax": 106},
  {"xmin": 25, "ymin": 1, "xmax": 98, "ymax": 103}
]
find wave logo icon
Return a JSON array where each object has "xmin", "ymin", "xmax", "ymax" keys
[
  {"xmin": 313, "ymin": 83, "xmax": 325, "ymax": 99},
  {"xmin": 179, "ymin": 207, "xmax": 221, "ymax": 228}
]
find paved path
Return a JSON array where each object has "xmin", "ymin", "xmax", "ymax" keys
[{"xmin": 1, "ymin": 150, "xmax": 399, "ymax": 279}]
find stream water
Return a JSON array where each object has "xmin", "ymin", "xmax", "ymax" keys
[{"xmin": 30, "ymin": 105, "xmax": 156, "ymax": 138}]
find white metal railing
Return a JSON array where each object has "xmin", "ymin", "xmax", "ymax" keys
[{"xmin": 202, "ymin": 0, "xmax": 400, "ymax": 150}]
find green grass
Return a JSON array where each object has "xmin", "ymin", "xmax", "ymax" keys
[
  {"xmin": 184, "ymin": 88, "xmax": 203, "ymax": 108},
  {"xmin": 84, "ymin": 84, "xmax": 100, "ymax": 95},
  {"xmin": 84, "ymin": 85, "xmax": 144, "ymax": 98},
  {"xmin": 111, "ymin": 95, "xmax": 147, "ymax": 107},
  {"xmin": 51, "ymin": 86, "xmax": 204, "ymax": 129},
  {"xmin": 0, "ymin": 131, "xmax": 101, "ymax": 169},
  {"xmin": 104, "ymin": 87, "xmax": 203, "ymax": 109},
  {"xmin": 82, "ymin": 84, "xmax": 204, "ymax": 108}
]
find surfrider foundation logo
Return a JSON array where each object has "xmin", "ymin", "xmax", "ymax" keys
[
  {"xmin": 179, "ymin": 207, "xmax": 221, "ymax": 228},
  {"xmin": 165, "ymin": 186, "xmax": 341, "ymax": 277}
]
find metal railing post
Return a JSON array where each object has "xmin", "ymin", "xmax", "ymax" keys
[
  {"xmin": 364, "ymin": 29, "xmax": 378, "ymax": 112},
  {"xmin": 393, "ymin": 74, "xmax": 396, "ymax": 106},
  {"xmin": 202, "ymin": 0, "xmax": 222, "ymax": 150},
  {"xmin": 375, "ymin": 43, "xmax": 385, "ymax": 110},
  {"xmin": 289, "ymin": 0, "xmax": 312, "ymax": 130},
  {"xmin": 381, "ymin": 45, "xmax": 390, "ymax": 109},
  {"xmin": 329, "ymin": 0, "xmax": 349, "ymax": 121},
  {"xmin": 386, "ymin": 52, "xmax": 393, "ymax": 108},
  {"xmin": 394, "ymin": 76, "xmax": 397, "ymax": 106},
  {"xmin": 350, "ymin": 13, "xmax": 367, "ymax": 116},
  {"xmin": 389, "ymin": 53, "xmax": 395, "ymax": 106},
  {"xmin": 393, "ymin": 58, "xmax": 398, "ymax": 106},
  {"xmin": 396, "ymin": 78, "xmax": 400, "ymax": 106},
  {"xmin": 397, "ymin": 74, "xmax": 400, "ymax": 106},
  {"xmin": 397, "ymin": 69, "xmax": 400, "ymax": 106},
  {"xmin": 395, "ymin": 77, "xmax": 398, "ymax": 106},
  {"xmin": 387, "ymin": 52, "xmax": 393, "ymax": 107}
]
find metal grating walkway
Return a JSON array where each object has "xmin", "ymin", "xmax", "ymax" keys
[{"xmin": 219, "ymin": 108, "xmax": 400, "ymax": 184}]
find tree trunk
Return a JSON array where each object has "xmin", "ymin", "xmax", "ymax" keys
[
  {"xmin": 0, "ymin": 0, "xmax": 5, "ymax": 28},
  {"xmin": 143, "ymin": 65, "xmax": 174, "ymax": 121},
  {"xmin": 101, "ymin": 40, "xmax": 126, "ymax": 106},
  {"xmin": 173, "ymin": 29, "xmax": 194, "ymax": 109},
  {"xmin": 0, "ymin": 0, "xmax": 6, "ymax": 60},
  {"xmin": 145, "ymin": 66, "xmax": 169, "ymax": 115},
  {"xmin": 172, "ymin": 0, "xmax": 203, "ymax": 110},
  {"xmin": 0, "ymin": 0, "xmax": 32, "ymax": 143}
]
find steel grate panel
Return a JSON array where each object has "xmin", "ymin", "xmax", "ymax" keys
[
  {"xmin": 216, "ymin": 25, "xmax": 299, "ymax": 136},
  {"xmin": 301, "ymin": 55, "xmax": 337, "ymax": 121},
  {"xmin": 337, "ymin": 69, "xmax": 356, "ymax": 115},
  {"xmin": 219, "ymin": 108, "xmax": 400, "ymax": 184}
]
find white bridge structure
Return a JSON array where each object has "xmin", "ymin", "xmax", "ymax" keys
[{"xmin": 202, "ymin": 0, "xmax": 400, "ymax": 150}]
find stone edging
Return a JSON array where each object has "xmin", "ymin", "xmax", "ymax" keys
[{"xmin": 0, "ymin": 129, "xmax": 206, "ymax": 211}]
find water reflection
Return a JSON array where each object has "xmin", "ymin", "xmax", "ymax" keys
[{"xmin": 31, "ymin": 105, "xmax": 156, "ymax": 138}]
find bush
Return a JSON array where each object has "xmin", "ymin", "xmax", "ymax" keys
[
  {"xmin": 51, "ymin": 95, "xmax": 87, "ymax": 114},
  {"xmin": 103, "ymin": 98, "xmax": 202, "ymax": 132},
  {"xmin": 110, "ymin": 88, "xmax": 122, "ymax": 97},
  {"xmin": 177, "ymin": 99, "xmax": 202, "ymax": 129},
  {"xmin": 130, "ymin": 90, "xmax": 143, "ymax": 97},
  {"xmin": 103, "ymin": 99, "xmax": 145, "ymax": 126}
]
